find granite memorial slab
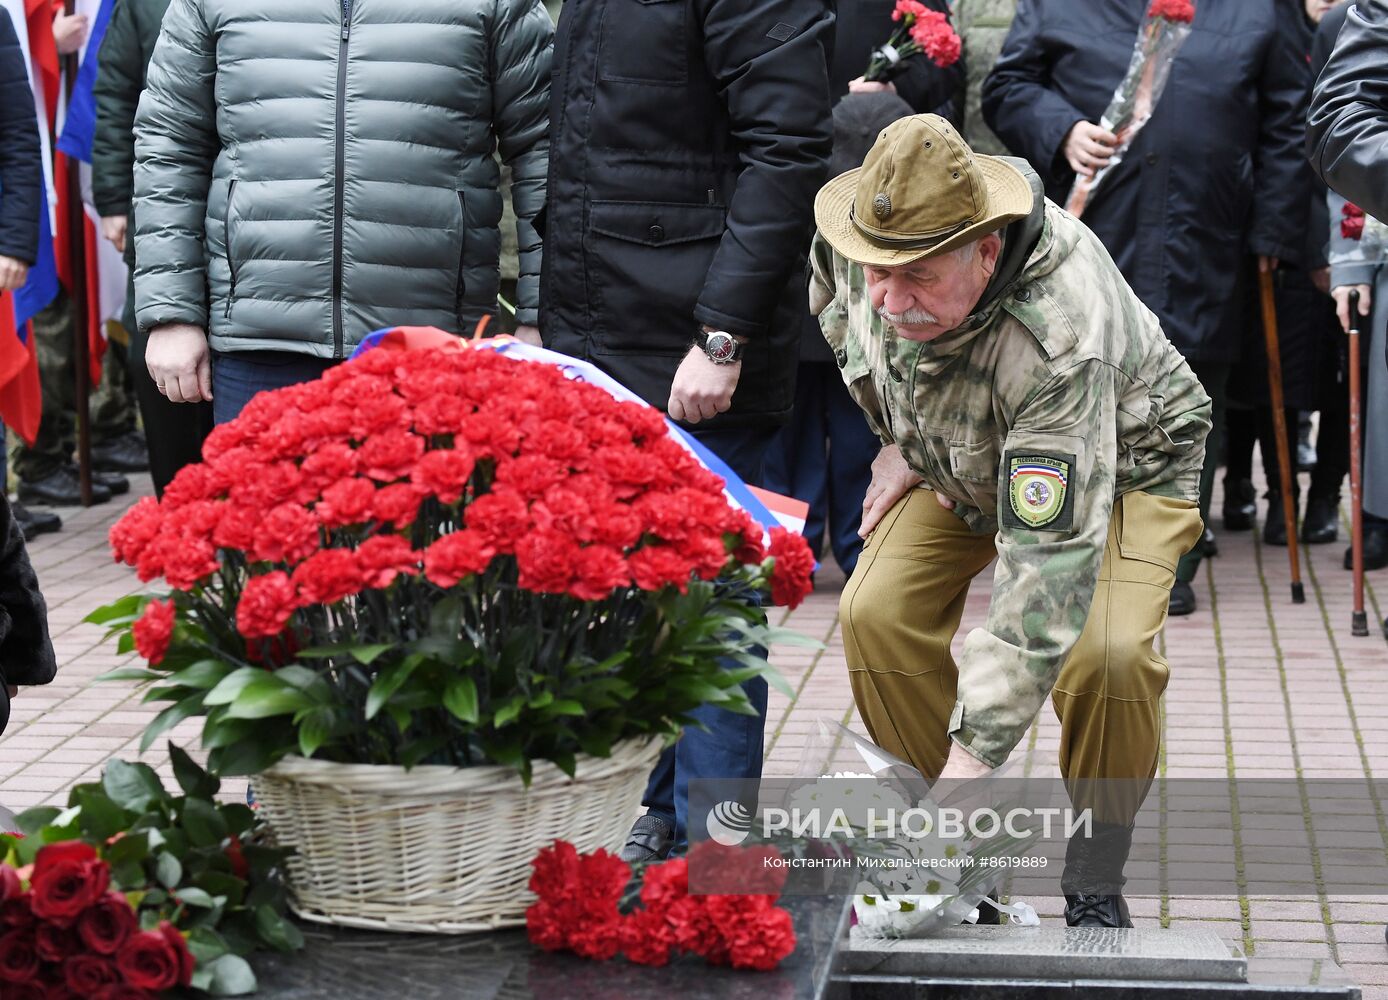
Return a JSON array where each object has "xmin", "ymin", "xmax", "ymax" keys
[{"xmin": 247, "ymin": 893, "xmax": 852, "ymax": 1000}]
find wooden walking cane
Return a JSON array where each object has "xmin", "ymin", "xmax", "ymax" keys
[
  {"xmin": 63, "ymin": 0, "xmax": 93, "ymax": 507},
  {"xmin": 1348, "ymin": 290, "xmax": 1369, "ymax": 636},
  {"xmin": 1258, "ymin": 269, "xmax": 1304, "ymax": 604}
]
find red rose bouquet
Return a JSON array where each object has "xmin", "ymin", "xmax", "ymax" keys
[
  {"xmin": 91, "ymin": 345, "xmax": 815, "ymax": 780},
  {"xmin": 526, "ymin": 840, "xmax": 796, "ymax": 971},
  {"xmin": 1065, "ymin": 0, "xmax": 1196, "ymax": 218},
  {"xmin": 1, "ymin": 747, "xmax": 300, "ymax": 997},
  {"xmin": 862, "ymin": 0, "xmax": 962, "ymax": 83}
]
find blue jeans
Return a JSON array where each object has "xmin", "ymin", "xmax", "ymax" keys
[
  {"xmin": 640, "ymin": 425, "xmax": 776, "ymax": 849},
  {"xmin": 211, "ymin": 350, "xmax": 339, "ymax": 425},
  {"xmin": 764, "ymin": 361, "xmax": 876, "ymax": 576}
]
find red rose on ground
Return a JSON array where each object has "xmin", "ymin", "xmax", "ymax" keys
[
  {"xmin": 30, "ymin": 842, "xmax": 110, "ymax": 927},
  {"xmin": 767, "ymin": 527, "xmax": 815, "ymax": 609},
  {"xmin": 291, "ymin": 549, "xmax": 366, "ymax": 606},
  {"xmin": 77, "ymin": 893, "xmax": 136, "ymax": 955},
  {"xmin": 423, "ymin": 531, "xmax": 496, "ymax": 588},
  {"xmin": 132, "ymin": 599, "xmax": 175, "ymax": 665},
  {"xmin": 35, "ymin": 922, "xmax": 78, "ymax": 961},
  {"xmin": 0, "ymin": 866, "xmax": 20, "ymax": 902},
  {"xmin": 63, "ymin": 953, "xmax": 120, "ymax": 994},
  {"xmin": 115, "ymin": 922, "xmax": 191, "ymax": 992},
  {"xmin": 236, "ymin": 571, "xmax": 298, "ymax": 639},
  {"xmin": 0, "ymin": 927, "xmax": 39, "ymax": 982}
]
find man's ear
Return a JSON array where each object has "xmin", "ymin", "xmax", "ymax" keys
[{"xmin": 978, "ymin": 233, "xmax": 1003, "ymax": 278}]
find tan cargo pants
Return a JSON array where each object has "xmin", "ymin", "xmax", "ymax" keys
[{"xmin": 841, "ymin": 488, "xmax": 1202, "ymax": 804}]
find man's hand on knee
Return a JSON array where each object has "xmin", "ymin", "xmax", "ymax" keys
[{"xmin": 860, "ymin": 444, "xmax": 924, "ymax": 537}]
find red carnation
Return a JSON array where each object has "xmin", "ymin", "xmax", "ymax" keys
[
  {"xmin": 317, "ymin": 478, "xmax": 377, "ymax": 528},
  {"xmin": 356, "ymin": 535, "xmax": 421, "ymax": 589},
  {"xmin": 570, "ymin": 546, "xmax": 630, "ymax": 601},
  {"xmin": 1342, "ymin": 203, "xmax": 1366, "ymax": 241},
  {"xmin": 108, "ymin": 496, "xmax": 162, "ymax": 567},
  {"xmin": 132, "ymin": 600, "xmax": 175, "ymax": 665},
  {"xmin": 251, "ymin": 503, "xmax": 321, "ymax": 565},
  {"xmin": 423, "ymin": 531, "xmax": 496, "ymax": 588},
  {"xmin": 236, "ymin": 571, "xmax": 298, "ymax": 639},
  {"xmin": 410, "ymin": 393, "xmax": 471, "ymax": 436},
  {"xmin": 300, "ymin": 442, "xmax": 359, "ymax": 489},
  {"xmin": 357, "ymin": 428, "xmax": 425, "ymax": 481},
  {"xmin": 621, "ymin": 908, "xmax": 675, "ymax": 967},
  {"xmin": 495, "ymin": 454, "xmax": 567, "ymax": 499},
  {"xmin": 291, "ymin": 549, "xmax": 366, "ymax": 606},
  {"xmin": 63, "ymin": 953, "xmax": 121, "ymax": 994},
  {"xmin": 115, "ymin": 922, "xmax": 192, "ymax": 992},
  {"xmin": 77, "ymin": 893, "xmax": 137, "ymax": 956},
  {"xmin": 515, "ymin": 531, "xmax": 579, "ymax": 594},
  {"xmin": 1147, "ymin": 0, "xmax": 1195, "ymax": 21},
  {"xmin": 767, "ymin": 527, "xmax": 815, "ymax": 609},
  {"xmin": 29, "ymin": 842, "xmax": 110, "ymax": 928},
  {"xmin": 411, "ymin": 447, "xmax": 477, "ymax": 505},
  {"xmin": 628, "ymin": 544, "xmax": 697, "ymax": 593},
  {"xmin": 372, "ymin": 483, "xmax": 425, "ymax": 528},
  {"xmin": 464, "ymin": 489, "xmax": 531, "ymax": 550}
]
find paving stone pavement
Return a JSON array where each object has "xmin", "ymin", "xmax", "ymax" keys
[{"xmin": 4, "ymin": 472, "xmax": 1388, "ymax": 993}]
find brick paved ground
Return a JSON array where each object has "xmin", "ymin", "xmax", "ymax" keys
[{"xmin": 4, "ymin": 473, "xmax": 1388, "ymax": 993}]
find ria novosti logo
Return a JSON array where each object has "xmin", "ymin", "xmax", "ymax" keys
[{"xmin": 707, "ymin": 800, "xmax": 754, "ymax": 846}]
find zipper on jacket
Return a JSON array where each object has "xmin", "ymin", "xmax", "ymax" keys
[
  {"xmin": 225, "ymin": 179, "xmax": 239, "ymax": 319},
  {"xmin": 331, "ymin": 0, "xmax": 354, "ymax": 358}
]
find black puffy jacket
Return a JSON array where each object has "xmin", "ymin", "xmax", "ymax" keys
[
  {"xmin": 540, "ymin": 0, "xmax": 834, "ymax": 426},
  {"xmin": 0, "ymin": 7, "xmax": 41, "ymax": 266}
]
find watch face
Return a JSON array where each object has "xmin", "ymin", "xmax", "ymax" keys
[{"xmin": 706, "ymin": 332, "xmax": 737, "ymax": 362}]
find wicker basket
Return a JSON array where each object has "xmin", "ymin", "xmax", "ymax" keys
[{"xmin": 251, "ymin": 736, "xmax": 664, "ymax": 934}]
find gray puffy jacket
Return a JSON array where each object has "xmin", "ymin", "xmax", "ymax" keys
[{"xmin": 133, "ymin": 0, "xmax": 551, "ymax": 357}]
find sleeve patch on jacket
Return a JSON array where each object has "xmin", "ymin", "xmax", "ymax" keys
[
  {"xmin": 1003, "ymin": 452, "xmax": 1076, "ymax": 531},
  {"xmin": 767, "ymin": 22, "xmax": 797, "ymax": 41}
]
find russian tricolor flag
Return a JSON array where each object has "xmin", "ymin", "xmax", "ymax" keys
[{"xmin": 0, "ymin": 0, "xmax": 59, "ymax": 444}]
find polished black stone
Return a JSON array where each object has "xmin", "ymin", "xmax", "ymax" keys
[{"xmin": 248, "ymin": 894, "xmax": 852, "ymax": 1000}]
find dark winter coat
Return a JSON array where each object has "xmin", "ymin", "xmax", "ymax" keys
[
  {"xmin": 0, "ymin": 7, "xmax": 42, "ymax": 266},
  {"xmin": 799, "ymin": 0, "xmax": 963, "ymax": 364},
  {"xmin": 982, "ymin": 0, "xmax": 1309, "ymax": 365},
  {"xmin": 0, "ymin": 492, "xmax": 57, "ymax": 731},
  {"xmin": 92, "ymin": 0, "xmax": 172, "ymax": 268},
  {"xmin": 540, "ymin": 0, "xmax": 834, "ymax": 426},
  {"xmin": 133, "ymin": 0, "xmax": 552, "ymax": 357},
  {"xmin": 1309, "ymin": 0, "xmax": 1388, "ymax": 224}
]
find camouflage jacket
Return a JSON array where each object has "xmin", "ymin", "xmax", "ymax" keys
[{"xmin": 811, "ymin": 188, "xmax": 1211, "ymax": 768}]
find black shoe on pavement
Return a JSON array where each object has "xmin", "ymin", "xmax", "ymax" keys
[
  {"xmin": 12, "ymin": 502, "xmax": 61, "ymax": 542},
  {"xmin": 90, "ymin": 431, "xmax": 149, "ymax": 473},
  {"xmin": 1301, "ymin": 495, "xmax": 1340, "ymax": 545},
  {"xmin": 1222, "ymin": 478, "xmax": 1257, "ymax": 532},
  {"xmin": 1168, "ymin": 580, "xmax": 1197, "ymax": 617},
  {"xmin": 1199, "ymin": 527, "xmax": 1218, "ymax": 558},
  {"xmin": 1263, "ymin": 493, "xmax": 1299, "ymax": 547},
  {"xmin": 619, "ymin": 814, "xmax": 675, "ymax": 865},
  {"xmin": 18, "ymin": 467, "xmax": 112, "ymax": 507},
  {"xmin": 1345, "ymin": 527, "xmax": 1388, "ymax": 571},
  {"xmin": 89, "ymin": 469, "xmax": 130, "ymax": 497},
  {"xmin": 1065, "ymin": 893, "xmax": 1134, "ymax": 928}
]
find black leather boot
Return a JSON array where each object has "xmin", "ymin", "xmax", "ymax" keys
[
  {"xmin": 1262, "ymin": 492, "xmax": 1299, "ymax": 547},
  {"xmin": 1222, "ymin": 477, "xmax": 1256, "ymax": 532},
  {"xmin": 1301, "ymin": 495, "xmax": 1340, "ymax": 545},
  {"xmin": 1062, "ymin": 822, "xmax": 1135, "ymax": 929},
  {"xmin": 1346, "ymin": 526, "xmax": 1388, "ymax": 571}
]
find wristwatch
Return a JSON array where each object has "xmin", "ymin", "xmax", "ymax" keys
[{"xmin": 698, "ymin": 328, "xmax": 744, "ymax": 365}]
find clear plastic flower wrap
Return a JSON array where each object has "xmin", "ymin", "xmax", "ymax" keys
[{"xmin": 1066, "ymin": 1, "xmax": 1196, "ymax": 218}]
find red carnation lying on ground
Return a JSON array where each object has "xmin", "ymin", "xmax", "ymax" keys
[
  {"xmin": 526, "ymin": 839, "xmax": 797, "ymax": 971},
  {"xmin": 107, "ymin": 346, "xmax": 815, "ymax": 643},
  {"xmin": 1148, "ymin": 0, "xmax": 1195, "ymax": 22}
]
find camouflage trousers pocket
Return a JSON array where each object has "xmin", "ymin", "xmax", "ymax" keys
[{"xmin": 1113, "ymin": 492, "xmax": 1202, "ymax": 580}]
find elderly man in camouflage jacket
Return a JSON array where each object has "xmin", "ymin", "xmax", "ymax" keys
[{"xmin": 811, "ymin": 115, "xmax": 1211, "ymax": 928}]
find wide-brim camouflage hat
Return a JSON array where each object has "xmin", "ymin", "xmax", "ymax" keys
[{"xmin": 815, "ymin": 113, "xmax": 1034, "ymax": 268}]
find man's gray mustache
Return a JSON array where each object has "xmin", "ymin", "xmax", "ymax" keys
[{"xmin": 876, "ymin": 305, "xmax": 940, "ymax": 326}]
